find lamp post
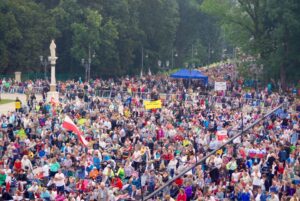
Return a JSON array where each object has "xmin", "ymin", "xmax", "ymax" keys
[
  {"xmin": 158, "ymin": 60, "xmax": 170, "ymax": 72},
  {"xmin": 166, "ymin": 60, "xmax": 170, "ymax": 69},
  {"xmin": 141, "ymin": 47, "xmax": 149, "ymax": 76},
  {"xmin": 222, "ymin": 48, "xmax": 227, "ymax": 61},
  {"xmin": 39, "ymin": 55, "xmax": 49, "ymax": 80},
  {"xmin": 145, "ymin": 53, "xmax": 149, "ymax": 75},
  {"xmin": 192, "ymin": 44, "xmax": 198, "ymax": 68},
  {"xmin": 171, "ymin": 49, "xmax": 178, "ymax": 69},
  {"xmin": 188, "ymin": 63, "xmax": 192, "ymax": 88},
  {"xmin": 208, "ymin": 43, "xmax": 214, "ymax": 66},
  {"xmin": 81, "ymin": 45, "xmax": 95, "ymax": 82},
  {"xmin": 81, "ymin": 58, "xmax": 89, "ymax": 82},
  {"xmin": 158, "ymin": 60, "xmax": 162, "ymax": 69},
  {"xmin": 141, "ymin": 47, "xmax": 144, "ymax": 76}
]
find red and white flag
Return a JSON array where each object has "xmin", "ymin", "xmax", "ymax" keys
[
  {"xmin": 216, "ymin": 130, "xmax": 228, "ymax": 141},
  {"xmin": 62, "ymin": 116, "xmax": 88, "ymax": 146}
]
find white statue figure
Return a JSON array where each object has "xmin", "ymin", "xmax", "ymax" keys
[{"xmin": 50, "ymin": 39, "xmax": 56, "ymax": 58}]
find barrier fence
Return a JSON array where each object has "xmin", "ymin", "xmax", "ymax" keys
[
  {"xmin": 0, "ymin": 86, "xmax": 44, "ymax": 94},
  {"xmin": 0, "ymin": 85, "xmax": 280, "ymax": 109}
]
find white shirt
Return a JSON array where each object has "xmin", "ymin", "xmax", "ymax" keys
[
  {"xmin": 13, "ymin": 195, "xmax": 24, "ymax": 201},
  {"xmin": 54, "ymin": 173, "xmax": 65, "ymax": 187},
  {"xmin": 21, "ymin": 158, "xmax": 33, "ymax": 170},
  {"xmin": 269, "ymin": 194, "xmax": 279, "ymax": 201},
  {"xmin": 104, "ymin": 121, "xmax": 112, "ymax": 130},
  {"xmin": 50, "ymin": 191, "xmax": 57, "ymax": 200},
  {"xmin": 23, "ymin": 118, "xmax": 30, "ymax": 128},
  {"xmin": 214, "ymin": 157, "xmax": 223, "ymax": 169},
  {"xmin": 168, "ymin": 159, "xmax": 178, "ymax": 170},
  {"xmin": 255, "ymin": 193, "xmax": 261, "ymax": 201},
  {"xmin": 232, "ymin": 172, "xmax": 240, "ymax": 182},
  {"xmin": 5, "ymin": 175, "xmax": 11, "ymax": 183},
  {"xmin": 42, "ymin": 164, "xmax": 50, "ymax": 177},
  {"xmin": 132, "ymin": 151, "xmax": 141, "ymax": 162},
  {"xmin": 28, "ymin": 184, "xmax": 38, "ymax": 192}
]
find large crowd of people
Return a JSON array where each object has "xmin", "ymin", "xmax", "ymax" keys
[{"xmin": 0, "ymin": 64, "xmax": 299, "ymax": 201}]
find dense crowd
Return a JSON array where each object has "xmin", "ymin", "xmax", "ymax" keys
[{"xmin": 0, "ymin": 65, "xmax": 299, "ymax": 201}]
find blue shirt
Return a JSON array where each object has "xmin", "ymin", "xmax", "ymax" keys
[
  {"xmin": 238, "ymin": 192, "xmax": 251, "ymax": 201},
  {"xmin": 93, "ymin": 157, "xmax": 101, "ymax": 169},
  {"xmin": 204, "ymin": 120, "xmax": 210, "ymax": 128},
  {"xmin": 260, "ymin": 193, "xmax": 268, "ymax": 201}
]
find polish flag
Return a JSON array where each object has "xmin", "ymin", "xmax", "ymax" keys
[
  {"xmin": 62, "ymin": 116, "xmax": 88, "ymax": 146},
  {"xmin": 248, "ymin": 149, "xmax": 266, "ymax": 158},
  {"xmin": 216, "ymin": 130, "xmax": 228, "ymax": 141}
]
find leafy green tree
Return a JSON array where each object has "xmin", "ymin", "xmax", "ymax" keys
[
  {"xmin": 201, "ymin": 0, "xmax": 300, "ymax": 88},
  {"xmin": 0, "ymin": 0, "xmax": 57, "ymax": 74},
  {"xmin": 176, "ymin": 0, "xmax": 222, "ymax": 68},
  {"xmin": 137, "ymin": 0, "xmax": 180, "ymax": 72},
  {"xmin": 96, "ymin": 0, "xmax": 143, "ymax": 76},
  {"xmin": 0, "ymin": 0, "xmax": 226, "ymax": 78}
]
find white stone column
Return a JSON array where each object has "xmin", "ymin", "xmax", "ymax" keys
[
  {"xmin": 49, "ymin": 56, "xmax": 57, "ymax": 92},
  {"xmin": 47, "ymin": 56, "xmax": 59, "ymax": 102}
]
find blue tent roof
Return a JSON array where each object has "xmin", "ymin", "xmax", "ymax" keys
[{"xmin": 170, "ymin": 69, "xmax": 208, "ymax": 84}]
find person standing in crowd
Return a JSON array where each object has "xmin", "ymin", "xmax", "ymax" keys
[
  {"xmin": 15, "ymin": 97, "xmax": 22, "ymax": 112},
  {"xmin": 54, "ymin": 169, "xmax": 65, "ymax": 194}
]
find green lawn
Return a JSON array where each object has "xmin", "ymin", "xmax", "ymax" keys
[{"xmin": 0, "ymin": 99, "xmax": 15, "ymax": 105}]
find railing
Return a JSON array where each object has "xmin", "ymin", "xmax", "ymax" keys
[
  {"xmin": 0, "ymin": 86, "xmax": 44, "ymax": 94},
  {"xmin": 0, "ymin": 72, "xmax": 82, "ymax": 81},
  {"xmin": 90, "ymin": 90, "xmax": 278, "ymax": 107},
  {"xmin": 0, "ymin": 86, "xmax": 281, "ymax": 109}
]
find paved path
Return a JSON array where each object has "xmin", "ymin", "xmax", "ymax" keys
[{"xmin": 0, "ymin": 93, "xmax": 42, "ymax": 114}]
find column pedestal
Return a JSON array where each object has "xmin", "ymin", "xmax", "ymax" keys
[
  {"xmin": 50, "ymin": 84, "xmax": 56, "ymax": 92},
  {"xmin": 15, "ymin": 72, "xmax": 21, "ymax": 82},
  {"xmin": 47, "ymin": 91, "xmax": 59, "ymax": 103}
]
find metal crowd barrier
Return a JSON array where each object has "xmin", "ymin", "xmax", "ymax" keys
[
  {"xmin": 0, "ymin": 86, "xmax": 44, "ymax": 94},
  {"xmin": 88, "ymin": 89, "xmax": 278, "ymax": 107},
  {"xmin": 0, "ymin": 86, "xmax": 280, "ymax": 109}
]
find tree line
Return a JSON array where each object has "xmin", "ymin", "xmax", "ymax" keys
[
  {"xmin": 0, "ymin": 0, "xmax": 223, "ymax": 78},
  {"xmin": 201, "ymin": 0, "xmax": 300, "ymax": 88},
  {"xmin": 1, "ymin": 0, "xmax": 298, "ymax": 87}
]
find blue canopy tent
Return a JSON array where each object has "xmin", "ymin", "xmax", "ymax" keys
[{"xmin": 170, "ymin": 69, "xmax": 208, "ymax": 85}]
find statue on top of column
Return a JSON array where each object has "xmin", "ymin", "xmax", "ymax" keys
[{"xmin": 50, "ymin": 39, "xmax": 56, "ymax": 59}]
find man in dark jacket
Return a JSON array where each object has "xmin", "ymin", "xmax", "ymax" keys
[{"xmin": 170, "ymin": 182, "xmax": 179, "ymax": 198}]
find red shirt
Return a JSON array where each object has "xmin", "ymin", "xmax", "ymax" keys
[
  {"xmin": 175, "ymin": 177, "xmax": 183, "ymax": 187},
  {"xmin": 111, "ymin": 177, "xmax": 123, "ymax": 190},
  {"xmin": 14, "ymin": 161, "xmax": 22, "ymax": 170},
  {"xmin": 278, "ymin": 165, "xmax": 284, "ymax": 174},
  {"xmin": 176, "ymin": 192, "xmax": 187, "ymax": 201},
  {"xmin": 162, "ymin": 153, "xmax": 174, "ymax": 161}
]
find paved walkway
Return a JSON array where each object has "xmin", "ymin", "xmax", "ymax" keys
[{"xmin": 0, "ymin": 93, "xmax": 42, "ymax": 114}]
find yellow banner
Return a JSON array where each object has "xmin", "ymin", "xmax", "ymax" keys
[{"xmin": 144, "ymin": 100, "xmax": 162, "ymax": 110}]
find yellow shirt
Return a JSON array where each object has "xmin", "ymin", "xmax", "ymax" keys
[
  {"xmin": 15, "ymin": 101, "xmax": 21, "ymax": 109},
  {"xmin": 183, "ymin": 139, "xmax": 191, "ymax": 147}
]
